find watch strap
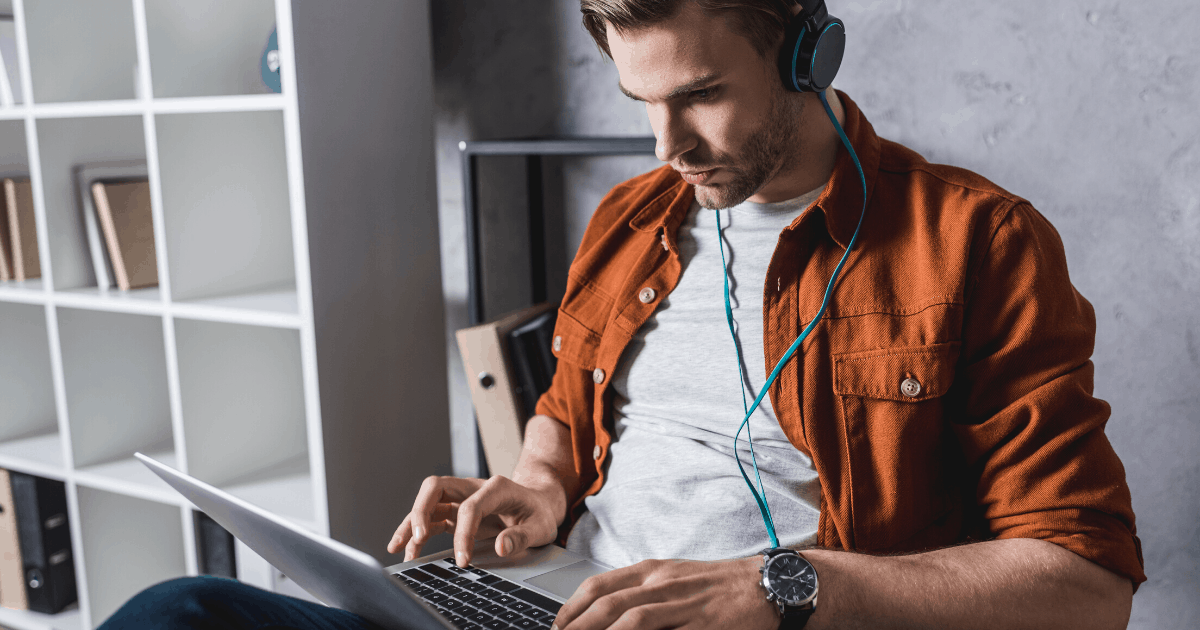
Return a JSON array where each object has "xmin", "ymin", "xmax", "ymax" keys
[{"xmin": 778, "ymin": 604, "xmax": 814, "ymax": 630}]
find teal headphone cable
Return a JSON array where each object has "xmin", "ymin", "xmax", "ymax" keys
[{"xmin": 717, "ymin": 89, "xmax": 868, "ymax": 548}]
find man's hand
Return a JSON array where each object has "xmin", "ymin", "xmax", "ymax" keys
[
  {"xmin": 387, "ymin": 474, "xmax": 562, "ymax": 565},
  {"xmin": 387, "ymin": 415, "xmax": 579, "ymax": 566},
  {"xmin": 552, "ymin": 556, "xmax": 778, "ymax": 630}
]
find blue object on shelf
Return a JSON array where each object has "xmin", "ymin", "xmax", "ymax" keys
[{"xmin": 261, "ymin": 28, "xmax": 281, "ymax": 93}]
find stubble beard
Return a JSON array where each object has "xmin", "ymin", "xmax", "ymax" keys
[{"xmin": 689, "ymin": 87, "xmax": 805, "ymax": 210}]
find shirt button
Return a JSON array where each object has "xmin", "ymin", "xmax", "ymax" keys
[
  {"xmin": 638, "ymin": 287, "xmax": 656, "ymax": 303},
  {"xmin": 552, "ymin": 335, "xmax": 562, "ymax": 352},
  {"xmin": 900, "ymin": 377, "xmax": 922, "ymax": 398},
  {"xmin": 593, "ymin": 368, "xmax": 605, "ymax": 384},
  {"xmin": 593, "ymin": 445, "xmax": 602, "ymax": 461}
]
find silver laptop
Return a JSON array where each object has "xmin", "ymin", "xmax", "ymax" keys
[{"xmin": 136, "ymin": 453, "xmax": 609, "ymax": 630}]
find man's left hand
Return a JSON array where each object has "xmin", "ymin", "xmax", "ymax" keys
[{"xmin": 552, "ymin": 555, "xmax": 779, "ymax": 630}]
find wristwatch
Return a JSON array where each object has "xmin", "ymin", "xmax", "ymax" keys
[{"xmin": 759, "ymin": 547, "xmax": 819, "ymax": 629}]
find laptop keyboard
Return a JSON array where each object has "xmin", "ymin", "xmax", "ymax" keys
[{"xmin": 394, "ymin": 558, "xmax": 559, "ymax": 629}]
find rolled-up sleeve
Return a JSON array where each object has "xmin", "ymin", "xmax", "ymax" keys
[{"xmin": 953, "ymin": 202, "xmax": 1146, "ymax": 586}]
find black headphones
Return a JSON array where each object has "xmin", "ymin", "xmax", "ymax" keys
[{"xmin": 777, "ymin": 0, "xmax": 846, "ymax": 93}]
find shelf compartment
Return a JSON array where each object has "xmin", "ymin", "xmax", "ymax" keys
[
  {"xmin": 174, "ymin": 318, "xmax": 312, "ymax": 521},
  {"xmin": 35, "ymin": 116, "xmax": 147, "ymax": 291},
  {"xmin": 54, "ymin": 286, "xmax": 164, "ymax": 318},
  {"xmin": 73, "ymin": 447, "xmax": 180, "ymax": 505},
  {"xmin": 145, "ymin": 0, "xmax": 278, "ymax": 98},
  {"xmin": 22, "ymin": 0, "xmax": 139, "ymax": 103},
  {"xmin": 0, "ymin": 301, "xmax": 57, "ymax": 443},
  {"xmin": 0, "ymin": 118, "xmax": 28, "ymax": 172},
  {"xmin": 222, "ymin": 453, "xmax": 313, "ymax": 526},
  {"xmin": 0, "ymin": 430, "xmax": 64, "ymax": 479},
  {"xmin": 57, "ymin": 308, "xmax": 173, "ymax": 473},
  {"xmin": 155, "ymin": 110, "xmax": 296, "ymax": 303},
  {"xmin": 77, "ymin": 486, "xmax": 187, "ymax": 628},
  {"xmin": 169, "ymin": 283, "xmax": 302, "ymax": 329}
]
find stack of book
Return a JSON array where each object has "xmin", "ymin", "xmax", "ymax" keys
[
  {"xmin": 74, "ymin": 161, "xmax": 158, "ymax": 291},
  {"xmin": 0, "ymin": 176, "xmax": 39, "ymax": 283},
  {"xmin": 0, "ymin": 469, "xmax": 78, "ymax": 614},
  {"xmin": 456, "ymin": 304, "xmax": 558, "ymax": 478}
]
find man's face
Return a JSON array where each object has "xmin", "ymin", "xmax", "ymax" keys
[{"xmin": 607, "ymin": 5, "xmax": 804, "ymax": 209}]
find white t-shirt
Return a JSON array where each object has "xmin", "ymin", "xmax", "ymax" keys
[{"xmin": 567, "ymin": 184, "xmax": 826, "ymax": 568}]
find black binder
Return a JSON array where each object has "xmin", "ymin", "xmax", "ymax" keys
[
  {"xmin": 10, "ymin": 472, "xmax": 77, "ymax": 614},
  {"xmin": 506, "ymin": 308, "xmax": 558, "ymax": 419},
  {"xmin": 194, "ymin": 510, "xmax": 237, "ymax": 579}
]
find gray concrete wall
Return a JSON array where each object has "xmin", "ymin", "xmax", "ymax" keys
[{"xmin": 429, "ymin": 2, "xmax": 1198, "ymax": 627}]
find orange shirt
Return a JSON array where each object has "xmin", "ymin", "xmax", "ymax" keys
[{"xmin": 535, "ymin": 91, "xmax": 1145, "ymax": 585}]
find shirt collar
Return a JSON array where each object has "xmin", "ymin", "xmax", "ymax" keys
[{"xmin": 629, "ymin": 90, "xmax": 880, "ymax": 250}]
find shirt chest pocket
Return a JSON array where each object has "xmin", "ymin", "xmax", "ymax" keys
[
  {"xmin": 832, "ymin": 341, "xmax": 961, "ymax": 550},
  {"xmin": 551, "ymin": 308, "xmax": 601, "ymax": 371}
]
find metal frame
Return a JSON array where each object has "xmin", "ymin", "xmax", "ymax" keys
[
  {"xmin": 458, "ymin": 136, "xmax": 655, "ymax": 476},
  {"xmin": 459, "ymin": 136, "xmax": 656, "ymax": 326}
]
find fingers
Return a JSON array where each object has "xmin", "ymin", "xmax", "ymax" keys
[
  {"xmin": 409, "ymin": 476, "xmax": 479, "ymax": 544},
  {"xmin": 554, "ymin": 561, "xmax": 667, "ymax": 629},
  {"xmin": 452, "ymin": 476, "xmax": 530, "ymax": 567},
  {"xmin": 389, "ymin": 475, "xmax": 479, "ymax": 558},
  {"xmin": 388, "ymin": 502, "xmax": 458, "ymax": 558},
  {"xmin": 405, "ymin": 519, "xmax": 454, "ymax": 562}
]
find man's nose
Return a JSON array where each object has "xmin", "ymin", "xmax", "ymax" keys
[{"xmin": 651, "ymin": 105, "xmax": 697, "ymax": 164}]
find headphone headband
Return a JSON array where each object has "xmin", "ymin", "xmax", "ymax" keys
[{"xmin": 794, "ymin": 0, "xmax": 827, "ymax": 25}]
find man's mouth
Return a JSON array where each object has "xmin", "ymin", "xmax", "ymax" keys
[{"xmin": 677, "ymin": 168, "xmax": 717, "ymax": 185}]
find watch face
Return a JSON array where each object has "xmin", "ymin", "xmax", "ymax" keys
[{"xmin": 765, "ymin": 553, "xmax": 817, "ymax": 606}]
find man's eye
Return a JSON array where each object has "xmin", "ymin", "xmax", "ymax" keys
[{"xmin": 691, "ymin": 87, "xmax": 716, "ymax": 101}]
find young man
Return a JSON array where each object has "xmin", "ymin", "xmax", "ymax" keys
[
  {"xmin": 102, "ymin": 1, "xmax": 1142, "ymax": 629},
  {"xmin": 391, "ymin": 1, "xmax": 1144, "ymax": 629}
]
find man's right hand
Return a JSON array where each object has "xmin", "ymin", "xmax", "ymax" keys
[{"xmin": 387, "ymin": 474, "xmax": 563, "ymax": 567}]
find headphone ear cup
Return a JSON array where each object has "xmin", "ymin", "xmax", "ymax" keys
[
  {"xmin": 808, "ymin": 18, "xmax": 845, "ymax": 92},
  {"xmin": 777, "ymin": 9, "xmax": 846, "ymax": 93}
]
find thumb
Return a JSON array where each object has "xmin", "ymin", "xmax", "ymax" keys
[{"xmin": 496, "ymin": 524, "xmax": 536, "ymax": 557}]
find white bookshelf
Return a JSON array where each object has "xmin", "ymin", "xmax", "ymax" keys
[{"xmin": 0, "ymin": 1, "xmax": 450, "ymax": 628}]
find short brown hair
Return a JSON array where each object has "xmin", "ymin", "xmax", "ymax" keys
[{"xmin": 580, "ymin": 0, "xmax": 795, "ymax": 59}]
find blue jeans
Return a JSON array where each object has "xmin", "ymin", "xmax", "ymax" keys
[{"xmin": 98, "ymin": 576, "xmax": 388, "ymax": 630}]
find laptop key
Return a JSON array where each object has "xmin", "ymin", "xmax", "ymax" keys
[
  {"xmin": 494, "ymin": 594, "xmax": 517, "ymax": 606},
  {"xmin": 511, "ymin": 588, "xmax": 562, "ymax": 614},
  {"xmin": 482, "ymin": 620, "xmax": 511, "ymax": 630},
  {"xmin": 508, "ymin": 601, "xmax": 532, "ymax": 612},
  {"xmin": 422, "ymin": 564, "xmax": 458, "ymax": 580},
  {"xmin": 512, "ymin": 619, "xmax": 543, "ymax": 629},
  {"xmin": 451, "ymin": 576, "xmax": 475, "ymax": 586},
  {"xmin": 498, "ymin": 610, "xmax": 523, "ymax": 622},
  {"xmin": 481, "ymin": 588, "xmax": 505, "ymax": 600},
  {"xmin": 445, "ymin": 601, "xmax": 472, "ymax": 615},
  {"xmin": 468, "ymin": 596, "xmax": 492, "ymax": 608},
  {"xmin": 524, "ymin": 609, "xmax": 552, "ymax": 621},
  {"xmin": 490, "ymin": 580, "xmax": 522, "ymax": 593},
  {"xmin": 461, "ymin": 581, "xmax": 488, "ymax": 593},
  {"xmin": 484, "ymin": 604, "xmax": 507, "ymax": 615},
  {"xmin": 426, "ymin": 592, "xmax": 449, "ymax": 604},
  {"xmin": 478, "ymin": 574, "xmax": 503, "ymax": 585},
  {"xmin": 441, "ymin": 585, "xmax": 466, "ymax": 598},
  {"xmin": 402, "ymin": 568, "xmax": 436, "ymax": 583}
]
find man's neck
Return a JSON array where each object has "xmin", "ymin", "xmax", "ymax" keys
[{"xmin": 749, "ymin": 88, "xmax": 846, "ymax": 204}]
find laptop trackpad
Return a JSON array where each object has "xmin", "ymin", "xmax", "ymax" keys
[{"xmin": 525, "ymin": 559, "xmax": 610, "ymax": 600}]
